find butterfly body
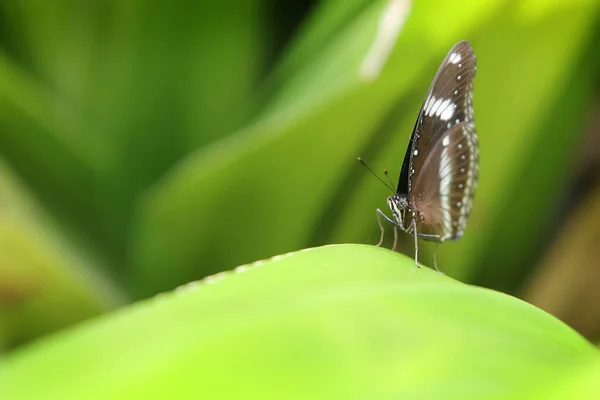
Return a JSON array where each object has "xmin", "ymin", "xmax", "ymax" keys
[{"xmin": 374, "ymin": 41, "xmax": 479, "ymax": 269}]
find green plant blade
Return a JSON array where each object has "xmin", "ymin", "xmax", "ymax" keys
[
  {"xmin": 531, "ymin": 356, "xmax": 600, "ymax": 399},
  {"xmin": 1, "ymin": 244, "xmax": 596, "ymax": 399},
  {"xmin": 0, "ymin": 1, "xmax": 270, "ymax": 264},
  {"xmin": 129, "ymin": 0, "xmax": 390, "ymax": 295},
  {"xmin": 0, "ymin": 158, "xmax": 124, "ymax": 348}
]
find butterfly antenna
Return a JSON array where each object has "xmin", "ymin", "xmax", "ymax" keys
[
  {"xmin": 357, "ymin": 157, "xmax": 396, "ymax": 194},
  {"xmin": 383, "ymin": 169, "xmax": 396, "ymax": 189}
]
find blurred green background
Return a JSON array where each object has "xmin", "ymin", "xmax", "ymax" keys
[{"xmin": 0, "ymin": 0, "xmax": 600, "ymax": 357}]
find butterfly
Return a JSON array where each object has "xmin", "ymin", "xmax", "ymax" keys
[{"xmin": 361, "ymin": 41, "xmax": 478, "ymax": 271}]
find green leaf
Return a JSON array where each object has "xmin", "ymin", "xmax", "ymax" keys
[
  {"xmin": 532, "ymin": 356, "xmax": 600, "ymax": 399},
  {"xmin": 129, "ymin": 0, "xmax": 390, "ymax": 295},
  {"xmin": 1, "ymin": 244, "xmax": 596, "ymax": 399},
  {"xmin": 0, "ymin": 1, "xmax": 270, "ymax": 264},
  {"xmin": 0, "ymin": 158, "xmax": 124, "ymax": 347}
]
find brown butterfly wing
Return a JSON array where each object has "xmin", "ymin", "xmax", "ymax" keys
[
  {"xmin": 410, "ymin": 121, "xmax": 478, "ymax": 241},
  {"xmin": 401, "ymin": 41, "xmax": 476, "ymax": 198},
  {"xmin": 399, "ymin": 41, "xmax": 477, "ymax": 241}
]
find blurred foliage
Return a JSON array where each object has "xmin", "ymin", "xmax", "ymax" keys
[
  {"xmin": 1, "ymin": 0, "xmax": 600, "ymax": 396},
  {"xmin": 525, "ymin": 182, "xmax": 600, "ymax": 339}
]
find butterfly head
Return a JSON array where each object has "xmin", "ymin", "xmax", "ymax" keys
[{"xmin": 387, "ymin": 195, "xmax": 410, "ymax": 230}]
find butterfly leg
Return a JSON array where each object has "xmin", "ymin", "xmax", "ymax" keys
[
  {"xmin": 376, "ymin": 209, "xmax": 385, "ymax": 246},
  {"xmin": 376, "ymin": 208, "xmax": 396, "ymax": 247},
  {"xmin": 410, "ymin": 218, "xmax": 419, "ymax": 268},
  {"xmin": 392, "ymin": 225, "xmax": 399, "ymax": 251},
  {"xmin": 416, "ymin": 233, "xmax": 443, "ymax": 272},
  {"xmin": 433, "ymin": 242, "xmax": 442, "ymax": 273}
]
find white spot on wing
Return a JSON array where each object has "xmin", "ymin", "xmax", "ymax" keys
[
  {"xmin": 428, "ymin": 97, "xmax": 443, "ymax": 116},
  {"xmin": 424, "ymin": 95, "xmax": 435, "ymax": 115},
  {"xmin": 456, "ymin": 125, "xmax": 479, "ymax": 232},
  {"xmin": 439, "ymin": 142, "xmax": 453, "ymax": 240},
  {"xmin": 439, "ymin": 100, "xmax": 456, "ymax": 121},
  {"xmin": 435, "ymin": 99, "xmax": 450, "ymax": 117},
  {"xmin": 448, "ymin": 52, "xmax": 462, "ymax": 64}
]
